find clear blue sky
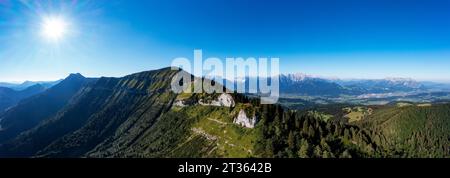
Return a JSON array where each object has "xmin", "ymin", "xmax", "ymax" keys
[{"xmin": 0, "ymin": 0, "xmax": 449, "ymax": 82}]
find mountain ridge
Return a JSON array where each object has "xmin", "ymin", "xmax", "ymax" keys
[
  {"xmin": 0, "ymin": 73, "xmax": 95, "ymax": 144},
  {"xmin": 0, "ymin": 67, "xmax": 448, "ymax": 158}
]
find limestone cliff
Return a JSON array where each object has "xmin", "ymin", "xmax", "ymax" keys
[{"xmin": 233, "ymin": 109, "xmax": 257, "ymax": 128}]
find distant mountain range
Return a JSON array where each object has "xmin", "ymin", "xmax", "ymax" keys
[
  {"xmin": 275, "ymin": 73, "xmax": 450, "ymax": 107},
  {"xmin": 0, "ymin": 84, "xmax": 47, "ymax": 112},
  {"xmin": 0, "ymin": 80, "xmax": 61, "ymax": 91},
  {"xmin": 333, "ymin": 78, "xmax": 425, "ymax": 93},
  {"xmin": 0, "ymin": 79, "xmax": 62, "ymax": 112},
  {"xmin": 0, "ymin": 73, "xmax": 95, "ymax": 144},
  {"xmin": 279, "ymin": 73, "xmax": 450, "ymax": 97},
  {"xmin": 279, "ymin": 74, "xmax": 349, "ymax": 96}
]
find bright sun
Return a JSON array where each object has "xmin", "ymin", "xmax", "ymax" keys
[{"xmin": 41, "ymin": 16, "xmax": 69, "ymax": 41}]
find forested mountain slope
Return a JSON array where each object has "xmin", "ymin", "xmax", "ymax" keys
[{"xmin": 356, "ymin": 104, "xmax": 450, "ymax": 157}]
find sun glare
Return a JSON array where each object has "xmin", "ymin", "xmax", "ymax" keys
[{"xmin": 41, "ymin": 16, "xmax": 69, "ymax": 41}]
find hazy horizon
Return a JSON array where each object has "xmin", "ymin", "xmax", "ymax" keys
[{"xmin": 2, "ymin": 67, "xmax": 450, "ymax": 84}]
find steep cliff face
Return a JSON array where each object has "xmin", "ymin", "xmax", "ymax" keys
[{"xmin": 233, "ymin": 109, "xmax": 257, "ymax": 128}]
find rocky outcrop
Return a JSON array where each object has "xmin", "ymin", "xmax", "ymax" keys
[
  {"xmin": 216, "ymin": 93, "xmax": 236, "ymax": 107},
  {"xmin": 197, "ymin": 93, "xmax": 235, "ymax": 107},
  {"xmin": 174, "ymin": 93, "xmax": 235, "ymax": 108},
  {"xmin": 191, "ymin": 128, "xmax": 217, "ymax": 141},
  {"xmin": 233, "ymin": 109, "xmax": 257, "ymax": 128},
  {"xmin": 173, "ymin": 100, "xmax": 186, "ymax": 107}
]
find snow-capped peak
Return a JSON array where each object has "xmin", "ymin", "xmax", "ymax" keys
[
  {"xmin": 384, "ymin": 77, "xmax": 415, "ymax": 82},
  {"xmin": 281, "ymin": 73, "xmax": 313, "ymax": 81}
]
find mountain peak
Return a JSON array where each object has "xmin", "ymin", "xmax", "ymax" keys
[
  {"xmin": 23, "ymin": 83, "xmax": 45, "ymax": 90},
  {"xmin": 66, "ymin": 73, "xmax": 85, "ymax": 80},
  {"xmin": 382, "ymin": 77, "xmax": 422, "ymax": 88},
  {"xmin": 21, "ymin": 81, "xmax": 34, "ymax": 85}
]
